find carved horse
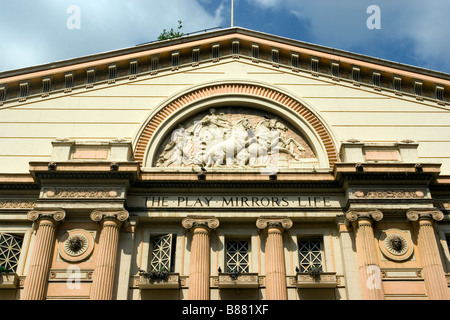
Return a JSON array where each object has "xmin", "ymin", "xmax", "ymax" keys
[{"xmin": 203, "ymin": 118, "xmax": 253, "ymax": 167}]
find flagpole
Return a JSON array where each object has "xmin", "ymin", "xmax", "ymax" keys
[{"xmin": 231, "ymin": 0, "xmax": 234, "ymax": 27}]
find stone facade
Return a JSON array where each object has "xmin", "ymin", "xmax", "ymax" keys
[{"xmin": 0, "ymin": 28, "xmax": 449, "ymax": 300}]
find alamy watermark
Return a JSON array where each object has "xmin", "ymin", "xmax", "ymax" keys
[
  {"xmin": 66, "ymin": 5, "xmax": 81, "ymax": 30},
  {"xmin": 367, "ymin": 5, "xmax": 381, "ymax": 30}
]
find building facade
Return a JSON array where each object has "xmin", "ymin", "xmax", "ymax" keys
[{"xmin": 0, "ymin": 28, "xmax": 449, "ymax": 300}]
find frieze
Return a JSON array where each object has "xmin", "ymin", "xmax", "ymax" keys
[
  {"xmin": 351, "ymin": 189, "xmax": 427, "ymax": 199},
  {"xmin": 0, "ymin": 200, "xmax": 37, "ymax": 209},
  {"xmin": 42, "ymin": 187, "xmax": 123, "ymax": 199}
]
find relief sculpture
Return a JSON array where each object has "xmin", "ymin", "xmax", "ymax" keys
[{"xmin": 155, "ymin": 107, "xmax": 317, "ymax": 169}]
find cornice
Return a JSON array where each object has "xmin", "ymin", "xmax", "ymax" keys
[{"xmin": 0, "ymin": 28, "xmax": 447, "ymax": 108}]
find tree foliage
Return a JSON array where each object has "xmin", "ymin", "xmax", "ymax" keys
[{"xmin": 158, "ymin": 20, "xmax": 184, "ymax": 41}]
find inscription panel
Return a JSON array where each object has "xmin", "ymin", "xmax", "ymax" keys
[{"xmin": 127, "ymin": 194, "xmax": 345, "ymax": 209}]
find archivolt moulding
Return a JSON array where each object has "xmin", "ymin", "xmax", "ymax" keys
[{"xmin": 133, "ymin": 80, "xmax": 338, "ymax": 169}]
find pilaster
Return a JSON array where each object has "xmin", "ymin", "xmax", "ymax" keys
[
  {"xmin": 406, "ymin": 209, "xmax": 450, "ymax": 300},
  {"xmin": 89, "ymin": 209, "xmax": 129, "ymax": 300},
  {"xmin": 182, "ymin": 216, "xmax": 219, "ymax": 300},
  {"xmin": 256, "ymin": 217, "xmax": 292, "ymax": 300},
  {"xmin": 22, "ymin": 209, "xmax": 66, "ymax": 300},
  {"xmin": 346, "ymin": 210, "xmax": 385, "ymax": 300}
]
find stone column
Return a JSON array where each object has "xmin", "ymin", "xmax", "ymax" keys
[
  {"xmin": 22, "ymin": 209, "xmax": 66, "ymax": 300},
  {"xmin": 257, "ymin": 217, "xmax": 292, "ymax": 300},
  {"xmin": 182, "ymin": 216, "xmax": 219, "ymax": 300},
  {"xmin": 90, "ymin": 209, "xmax": 129, "ymax": 300},
  {"xmin": 346, "ymin": 210, "xmax": 385, "ymax": 300},
  {"xmin": 407, "ymin": 209, "xmax": 450, "ymax": 300}
]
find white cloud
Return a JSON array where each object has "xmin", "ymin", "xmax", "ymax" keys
[
  {"xmin": 0, "ymin": 0, "xmax": 224, "ymax": 71},
  {"xmin": 246, "ymin": 0, "xmax": 450, "ymax": 72}
]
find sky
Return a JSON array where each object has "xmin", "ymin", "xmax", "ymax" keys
[{"xmin": 0, "ymin": 0, "xmax": 449, "ymax": 74}]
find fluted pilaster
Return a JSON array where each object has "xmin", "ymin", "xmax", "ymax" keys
[
  {"xmin": 257, "ymin": 217, "xmax": 292, "ymax": 300},
  {"xmin": 407, "ymin": 209, "xmax": 450, "ymax": 300},
  {"xmin": 22, "ymin": 209, "xmax": 66, "ymax": 300},
  {"xmin": 182, "ymin": 216, "xmax": 219, "ymax": 300},
  {"xmin": 346, "ymin": 210, "xmax": 385, "ymax": 300},
  {"xmin": 90, "ymin": 209, "xmax": 129, "ymax": 300}
]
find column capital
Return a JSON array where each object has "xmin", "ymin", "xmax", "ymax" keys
[
  {"xmin": 345, "ymin": 209, "xmax": 383, "ymax": 224},
  {"xmin": 182, "ymin": 216, "xmax": 219, "ymax": 231},
  {"xmin": 27, "ymin": 208, "xmax": 66, "ymax": 223},
  {"xmin": 256, "ymin": 217, "xmax": 293, "ymax": 231},
  {"xmin": 406, "ymin": 209, "xmax": 444, "ymax": 222},
  {"xmin": 90, "ymin": 209, "xmax": 129, "ymax": 223}
]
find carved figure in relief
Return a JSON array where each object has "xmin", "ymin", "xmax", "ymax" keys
[
  {"xmin": 203, "ymin": 118, "xmax": 254, "ymax": 167},
  {"xmin": 155, "ymin": 109, "xmax": 314, "ymax": 169}
]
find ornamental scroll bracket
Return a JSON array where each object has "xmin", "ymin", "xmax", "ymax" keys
[
  {"xmin": 406, "ymin": 209, "xmax": 444, "ymax": 222},
  {"xmin": 345, "ymin": 209, "xmax": 383, "ymax": 228},
  {"xmin": 181, "ymin": 216, "xmax": 220, "ymax": 231},
  {"xmin": 90, "ymin": 209, "xmax": 129, "ymax": 224},
  {"xmin": 256, "ymin": 217, "xmax": 293, "ymax": 231},
  {"xmin": 27, "ymin": 209, "xmax": 66, "ymax": 223}
]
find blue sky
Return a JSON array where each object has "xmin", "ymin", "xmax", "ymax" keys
[{"xmin": 0, "ymin": 0, "xmax": 449, "ymax": 74}]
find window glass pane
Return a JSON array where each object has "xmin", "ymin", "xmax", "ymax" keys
[
  {"xmin": 298, "ymin": 239, "xmax": 322, "ymax": 273},
  {"xmin": 226, "ymin": 240, "xmax": 249, "ymax": 274},
  {"xmin": 0, "ymin": 233, "xmax": 23, "ymax": 272}
]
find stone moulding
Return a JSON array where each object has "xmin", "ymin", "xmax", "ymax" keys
[
  {"xmin": 0, "ymin": 200, "xmax": 37, "ymax": 209},
  {"xmin": 216, "ymin": 273, "xmax": 260, "ymax": 289},
  {"xmin": 352, "ymin": 189, "xmax": 427, "ymax": 199},
  {"xmin": 42, "ymin": 187, "xmax": 123, "ymax": 199},
  {"xmin": 136, "ymin": 273, "xmax": 180, "ymax": 289},
  {"xmin": 295, "ymin": 272, "xmax": 338, "ymax": 288},
  {"xmin": 0, "ymin": 273, "xmax": 18, "ymax": 288}
]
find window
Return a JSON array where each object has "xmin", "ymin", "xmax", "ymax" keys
[
  {"xmin": 226, "ymin": 240, "xmax": 249, "ymax": 274},
  {"xmin": 232, "ymin": 41, "xmax": 239, "ymax": 56},
  {"xmin": 19, "ymin": 82, "xmax": 29, "ymax": 98},
  {"xmin": 192, "ymin": 48, "xmax": 200, "ymax": 65},
  {"xmin": 129, "ymin": 60, "xmax": 138, "ymax": 76},
  {"xmin": 252, "ymin": 45, "xmax": 259, "ymax": 62},
  {"xmin": 393, "ymin": 77, "xmax": 402, "ymax": 95},
  {"xmin": 373, "ymin": 72, "xmax": 381, "ymax": 90},
  {"xmin": 42, "ymin": 78, "xmax": 51, "ymax": 93},
  {"xmin": 149, "ymin": 234, "xmax": 176, "ymax": 272},
  {"xmin": 331, "ymin": 63, "xmax": 339, "ymax": 80},
  {"xmin": 171, "ymin": 52, "xmax": 180, "ymax": 69},
  {"xmin": 0, "ymin": 86, "xmax": 7, "ymax": 102},
  {"xmin": 108, "ymin": 65, "xmax": 117, "ymax": 83},
  {"xmin": 291, "ymin": 54, "xmax": 299, "ymax": 70},
  {"xmin": 352, "ymin": 67, "xmax": 360, "ymax": 86},
  {"xmin": 212, "ymin": 44, "xmax": 220, "ymax": 61},
  {"xmin": 271, "ymin": 49, "xmax": 279, "ymax": 66},
  {"xmin": 311, "ymin": 58, "xmax": 319, "ymax": 76},
  {"xmin": 64, "ymin": 73, "xmax": 74, "ymax": 92},
  {"xmin": 86, "ymin": 69, "xmax": 95, "ymax": 87},
  {"xmin": 414, "ymin": 81, "xmax": 423, "ymax": 100},
  {"xmin": 298, "ymin": 239, "xmax": 323, "ymax": 273},
  {"xmin": 0, "ymin": 233, "xmax": 23, "ymax": 273},
  {"xmin": 436, "ymin": 85, "xmax": 445, "ymax": 103},
  {"xmin": 151, "ymin": 56, "xmax": 159, "ymax": 73}
]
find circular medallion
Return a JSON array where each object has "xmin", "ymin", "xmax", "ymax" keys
[
  {"xmin": 59, "ymin": 229, "xmax": 94, "ymax": 262},
  {"xmin": 378, "ymin": 229, "xmax": 414, "ymax": 261}
]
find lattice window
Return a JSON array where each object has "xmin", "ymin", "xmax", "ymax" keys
[
  {"xmin": 226, "ymin": 240, "xmax": 249, "ymax": 274},
  {"xmin": 149, "ymin": 234, "xmax": 175, "ymax": 272},
  {"xmin": 298, "ymin": 239, "xmax": 323, "ymax": 273},
  {"xmin": 0, "ymin": 233, "xmax": 23, "ymax": 273}
]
